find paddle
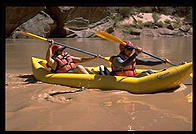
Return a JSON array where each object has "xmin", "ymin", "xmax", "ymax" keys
[
  {"xmin": 96, "ymin": 31, "xmax": 177, "ymax": 65},
  {"xmin": 17, "ymin": 31, "xmax": 111, "ymax": 64},
  {"xmin": 96, "ymin": 30, "xmax": 193, "ymax": 77}
]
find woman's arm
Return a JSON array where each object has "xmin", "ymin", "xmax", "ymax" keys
[
  {"xmin": 46, "ymin": 39, "xmax": 57, "ymax": 70},
  {"xmin": 72, "ymin": 55, "xmax": 100, "ymax": 63}
]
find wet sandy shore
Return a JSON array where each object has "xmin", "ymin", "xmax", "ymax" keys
[{"xmin": 5, "ymin": 72, "xmax": 192, "ymax": 131}]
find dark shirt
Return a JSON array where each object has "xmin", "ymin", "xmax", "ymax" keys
[{"xmin": 112, "ymin": 53, "xmax": 164, "ymax": 71}]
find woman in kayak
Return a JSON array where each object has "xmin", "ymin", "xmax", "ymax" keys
[
  {"xmin": 108, "ymin": 40, "xmax": 171, "ymax": 77},
  {"xmin": 46, "ymin": 39, "xmax": 100, "ymax": 74}
]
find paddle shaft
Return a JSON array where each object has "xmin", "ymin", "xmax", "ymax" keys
[
  {"xmin": 48, "ymin": 39, "xmax": 106, "ymax": 59},
  {"xmin": 96, "ymin": 31, "xmax": 177, "ymax": 66},
  {"xmin": 18, "ymin": 31, "xmax": 106, "ymax": 60},
  {"xmin": 131, "ymin": 46, "xmax": 177, "ymax": 66}
]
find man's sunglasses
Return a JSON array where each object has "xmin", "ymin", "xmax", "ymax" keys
[{"xmin": 126, "ymin": 46, "xmax": 134, "ymax": 50}]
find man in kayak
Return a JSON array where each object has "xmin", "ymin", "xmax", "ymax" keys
[
  {"xmin": 46, "ymin": 39, "xmax": 100, "ymax": 74},
  {"xmin": 108, "ymin": 40, "xmax": 171, "ymax": 77}
]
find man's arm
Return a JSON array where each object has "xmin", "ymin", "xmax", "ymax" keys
[
  {"xmin": 113, "ymin": 53, "xmax": 138, "ymax": 68},
  {"xmin": 136, "ymin": 57, "xmax": 164, "ymax": 66}
]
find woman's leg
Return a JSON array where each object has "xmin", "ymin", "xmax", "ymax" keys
[
  {"xmin": 73, "ymin": 65, "xmax": 89, "ymax": 74},
  {"xmin": 84, "ymin": 67, "xmax": 95, "ymax": 74}
]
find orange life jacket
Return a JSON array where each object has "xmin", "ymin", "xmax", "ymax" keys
[
  {"xmin": 52, "ymin": 52, "xmax": 76, "ymax": 73},
  {"xmin": 110, "ymin": 53, "xmax": 136, "ymax": 77}
]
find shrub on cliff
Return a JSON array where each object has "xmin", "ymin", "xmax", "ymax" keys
[
  {"xmin": 118, "ymin": 7, "xmax": 137, "ymax": 17},
  {"xmin": 164, "ymin": 19, "xmax": 171, "ymax": 25},
  {"xmin": 156, "ymin": 21, "xmax": 164, "ymax": 28},
  {"xmin": 116, "ymin": 23, "xmax": 137, "ymax": 34},
  {"xmin": 173, "ymin": 17, "xmax": 183, "ymax": 29},
  {"xmin": 156, "ymin": 7, "xmax": 175, "ymax": 15},
  {"xmin": 152, "ymin": 12, "xmax": 161, "ymax": 24},
  {"xmin": 143, "ymin": 21, "xmax": 154, "ymax": 28},
  {"xmin": 112, "ymin": 14, "xmax": 124, "ymax": 22},
  {"xmin": 137, "ymin": 7, "xmax": 154, "ymax": 13}
]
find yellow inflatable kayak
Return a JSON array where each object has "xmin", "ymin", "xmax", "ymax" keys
[{"xmin": 31, "ymin": 57, "xmax": 192, "ymax": 93}]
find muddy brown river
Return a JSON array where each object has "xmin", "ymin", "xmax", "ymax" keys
[{"xmin": 5, "ymin": 37, "xmax": 193, "ymax": 131}]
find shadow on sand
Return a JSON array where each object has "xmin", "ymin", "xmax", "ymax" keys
[{"xmin": 17, "ymin": 74, "xmax": 38, "ymax": 84}]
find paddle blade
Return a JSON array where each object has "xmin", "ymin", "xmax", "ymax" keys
[
  {"xmin": 17, "ymin": 31, "xmax": 47, "ymax": 41},
  {"xmin": 96, "ymin": 31, "xmax": 126, "ymax": 45}
]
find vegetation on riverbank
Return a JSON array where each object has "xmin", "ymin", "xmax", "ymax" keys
[{"xmin": 111, "ymin": 7, "xmax": 192, "ymax": 34}]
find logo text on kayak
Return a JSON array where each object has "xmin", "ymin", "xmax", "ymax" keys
[{"xmin": 157, "ymin": 72, "xmax": 170, "ymax": 79}]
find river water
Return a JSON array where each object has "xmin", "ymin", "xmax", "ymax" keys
[{"xmin": 5, "ymin": 37, "xmax": 193, "ymax": 131}]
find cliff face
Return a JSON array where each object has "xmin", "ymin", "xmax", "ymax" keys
[
  {"xmin": 6, "ymin": 7, "xmax": 192, "ymax": 39},
  {"xmin": 6, "ymin": 7, "xmax": 45, "ymax": 36},
  {"xmin": 6, "ymin": 6, "xmax": 114, "ymax": 38},
  {"xmin": 45, "ymin": 6, "xmax": 113, "ymax": 38}
]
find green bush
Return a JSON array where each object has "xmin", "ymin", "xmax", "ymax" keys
[
  {"xmin": 116, "ymin": 23, "xmax": 124, "ymax": 29},
  {"xmin": 152, "ymin": 12, "xmax": 161, "ymax": 23},
  {"xmin": 112, "ymin": 14, "xmax": 123, "ymax": 22},
  {"xmin": 132, "ymin": 19, "xmax": 143, "ymax": 29},
  {"xmin": 125, "ymin": 26, "xmax": 137, "ymax": 33},
  {"xmin": 116, "ymin": 24, "xmax": 136, "ymax": 34},
  {"xmin": 156, "ymin": 21, "xmax": 164, "ymax": 27},
  {"xmin": 143, "ymin": 21, "xmax": 154, "ymax": 28},
  {"xmin": 174, "ymin": 16, "xmax": 180, "ymax": 21},
  {"xmin": 137, "ymin": 20, "xmax": 144, "ymax": 28},
  {"xmin": 118, "ymin": 7, "xmax": 136, "ymax": 17},
  {"xmin": 175, "ymin": 7, "xmax": 192, "ymax": 17},
  {"xmin": 173, "ymin": 20, "xmax": 183, "ymax": 29},
  {"xmin": 164, "ymin": 19, "xmax": 171, "ymax": 25},
  {"xmin": 173, "ymin": 23, "xmax": 181, "ymax": 29},
  {"xmin": 138, "ymin": 7, "xmax": 154, "ymax": 13},
  {"xmin": 156, "ymin": 7, "xmax": 175, "ymax": 15}
]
